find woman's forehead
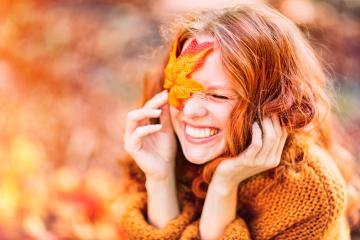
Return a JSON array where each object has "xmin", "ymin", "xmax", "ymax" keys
[
  {"xmin": 194, "ymin": 50, "xmax": 233, "ymax": 88},
  {"xmin": 177, "ymin": 34, "xmax": 234, "ymax": 92}
]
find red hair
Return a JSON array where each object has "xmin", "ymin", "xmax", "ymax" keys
[{"xmin": 139, "ymin": 3, "xmax": 360, "ymax": 229}]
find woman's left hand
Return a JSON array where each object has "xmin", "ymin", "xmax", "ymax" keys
[
  {"xmin": 213, "ymin": 115, "xmax": 288, "ymax": 188},
  {"xmin": 199, "ymin": 115, "xmax": 287, "ymax": 239}
]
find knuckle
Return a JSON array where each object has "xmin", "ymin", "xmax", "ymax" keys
[
  {"xmin": 265, "ymin": 132, "xmax": 276, "ymax": 141},
  {"xmin": 123, "ymin": 142, "xmax": 131, "ymax": 153},
  {"xmin": 265, "ymin": 161, "xmax": 275, "ymax": 168},
  {"xmin": 269, "ymin": 162, "xmax": 279, "ymax": 168},
  {"xmin": 252, "ymin": 141, "xmax": 262, "ymax": 151},
  {"xmin": 275, "ymin": 155, "xmax": 282, "ymax": 162},
  {"xmin": 126, "ymin": 111, "xmax": 136, "ymax": 120},
  {"xmin": 244, "ymin": 151, "xmax": 254, "ymax": 158},
  {"xmin": 268, "ymin": 131, "xmax": 276, "ymax": 139},
  {"xmin": 132, "ymin": 129, "xmax": 140, "ymax": 138},
  {"xmin": 267, "ymin": 134, "xmax": 276, "ymax": 142},
  {"xmin": 275, "ymin": 127, "xmax": 282, "ymax": 136},
  {"xmin": 265, "ymin": 159, "xmax": 279, "ymax": 168}
]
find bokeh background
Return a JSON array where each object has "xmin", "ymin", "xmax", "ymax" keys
[{"xmin": 0, "ymin": 0, "xmax": 359, "ymax": 239}]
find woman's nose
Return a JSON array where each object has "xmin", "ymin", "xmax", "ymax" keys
[{"xmin": 181, "ymin": 94, "xmax": 207, "ymax": 118}]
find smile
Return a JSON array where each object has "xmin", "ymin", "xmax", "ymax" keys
[{"xmin": 184, "ymin": 123, "xmax": 220, "ymax": 144}]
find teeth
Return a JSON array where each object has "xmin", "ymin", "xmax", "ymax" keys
[{"xmin": 185, "ymin": 124, "xmax": 219, "ymax": 138}]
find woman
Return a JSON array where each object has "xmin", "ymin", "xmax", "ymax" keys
[{"xmin": 120, "ymin": 3, "xmax": 359, "ymax": 239}]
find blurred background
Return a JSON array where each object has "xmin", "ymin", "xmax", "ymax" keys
[{"xmin": 0, "ymin": 0, "xmax": 359, "ymax": 239}]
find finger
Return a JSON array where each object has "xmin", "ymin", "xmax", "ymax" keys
[
  {"xmin": 263, "ymin": 115, "xmax": 284, "ymax": 166},
  {"xmin": 266, "ymin": 114, "xmax": 282, "ymax": 157},
  {"xmin": 274, "ymin": 129, "xmax": 288, "ymax": 161},
  {"xmin": 130, "ymin": 124, "xmax": 162, "ymax": 151},
  {"xmin": 271, "ymin": 114, "xmax": 282, "ymax": 137},
  {"xmin": 160, "ymin": 103, "xmax": 173, "ymax": 131},
  {"xmin": 143, "ymin": 90, "xmax": 168, "ymax": 110},
  {"xmin": 125, "ymin": 108, "xmax": 162, "ymax": 139},
  {"xmin": 244, "ymin": 122, "xmax": 262, "ymax": 158},
  {"xmin": 256, "ymin": 117, "xmax": 276, "ymax": 164}
]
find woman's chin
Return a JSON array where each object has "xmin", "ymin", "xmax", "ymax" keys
[
  {"xmin": 183, "ymin": 151, "xmax": 216, "ymax": 165},
  {"xmin": 180, "ymin": 140, "xmax": 226, "ymax": 165}
]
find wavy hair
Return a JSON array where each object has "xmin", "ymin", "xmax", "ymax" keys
[{"xmin": 139, "ymin": 3, "xmax": 360, "ymax": 229}]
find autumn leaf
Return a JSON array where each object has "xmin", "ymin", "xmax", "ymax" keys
[{"xmin": 164, "ymin": 39, "xmax": 214, "ymax": 107}]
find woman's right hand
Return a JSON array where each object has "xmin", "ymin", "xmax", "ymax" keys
[{"xmin": 124, "ymin": 90, "xmax": 177, "ymax": 181}]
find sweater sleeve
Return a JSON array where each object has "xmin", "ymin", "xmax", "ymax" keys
[
  {"xmin": 180, "ymin": 218, "xmax": 251, "ymax": 240},
  {"xmin": 120, "ymin": 192, "xmax": 196, "ymax": 240}
]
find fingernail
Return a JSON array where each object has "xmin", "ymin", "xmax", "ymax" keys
[{"xmin": 155, "ymin": 109, "xmax": 162, "ymax": 114}]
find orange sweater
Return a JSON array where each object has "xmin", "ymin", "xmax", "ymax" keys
[{"xmin": 120, "ymin": 135, "xmax": 350, "ymax": 239}]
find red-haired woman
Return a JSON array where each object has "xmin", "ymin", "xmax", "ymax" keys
[{"xmin": 120, "ymin": 3, "xmax": 359, "ymax": 239}]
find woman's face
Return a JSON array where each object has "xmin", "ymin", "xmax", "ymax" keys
[{"xmin": 170, "ymin": 35, "xmax": 238, "ymax": 164}]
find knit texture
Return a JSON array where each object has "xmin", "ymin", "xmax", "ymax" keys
[
  {"xmin": 181, "ymin": 219, "xmax": 251, "ymax": 240},
  {"xmin": 120, "ymin": 134, "xmax": 350, "ymax": 239},
  {"xmin": 120, "ymin": 192, "xmax": 196, "ymax": 240},
  {"xmin": 164, "ymin": 39, "xmax": 213, "ymax": 108}
]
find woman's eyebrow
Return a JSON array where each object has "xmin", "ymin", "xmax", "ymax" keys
[{"xmin": 206, "ymin": 85, "xmax": 236, "ymax": 93}]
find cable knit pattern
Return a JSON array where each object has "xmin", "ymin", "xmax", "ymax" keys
[{"xmin": 120, "ymin": 134, "xmax": 350, "ymax": 239}]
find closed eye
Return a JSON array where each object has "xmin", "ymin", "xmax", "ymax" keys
[{"xmin": 211, "ymin": 94, "xmax": 229, "ymax": 100}]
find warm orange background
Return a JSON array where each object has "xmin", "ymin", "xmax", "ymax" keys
[{"xmin": 0, "ymin": 0, "xmax": 359, "ymax": 239}]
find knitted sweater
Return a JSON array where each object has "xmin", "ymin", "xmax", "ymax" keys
[{"xmin": 120, "ymin": 134, "xmax": 350, "ymax": 239}]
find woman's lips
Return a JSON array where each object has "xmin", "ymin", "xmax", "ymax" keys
[{"xmin": 183, "ymin": 122, "xmax": 220, "ymax": 144}]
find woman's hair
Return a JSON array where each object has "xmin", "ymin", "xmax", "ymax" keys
[{"xmin": 139, "ymin": 3, "xmax": 360, "ymax": 229}]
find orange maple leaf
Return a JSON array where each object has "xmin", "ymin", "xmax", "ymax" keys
[{"xmin": 164, "ymin": 39, "xmax": 214, "ymax": 107}]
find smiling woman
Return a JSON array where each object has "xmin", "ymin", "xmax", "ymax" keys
[
  {"xmin": 170, "ymin": 35, "xmax": 238, "ymax": 165},
  {"xmin": 120, "ymin": 2, "xmax": 358, "ymax": 240}
]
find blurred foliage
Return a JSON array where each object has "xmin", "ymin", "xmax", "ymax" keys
[{"xmin": 0, "ymin": 0, "xmax": 359, "ymax": 239}]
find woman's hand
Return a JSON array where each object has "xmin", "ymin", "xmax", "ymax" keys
[
  {"xmin": 199, "ymin": 115, "xmax": 287, "ymax": 240},
  {"xmin": 124, "ymin": 90, "xmax": 177, "ymax": 181},
  {"xmin": 213, "ymin": 115, "xmax": 288, "ymax": 189}
]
